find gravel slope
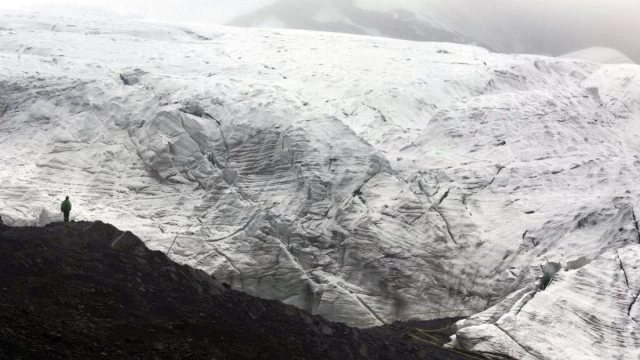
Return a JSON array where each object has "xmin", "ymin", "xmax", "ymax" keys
[{"xmin": 0, "ymin": 221, "xmax": 490, "ymax": 360}]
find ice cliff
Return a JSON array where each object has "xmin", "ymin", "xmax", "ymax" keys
[{"xmin": 1, "ymin": 10, "xmax": 640, "ymax": 359}]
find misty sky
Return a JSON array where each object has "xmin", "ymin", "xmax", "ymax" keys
[
  {"xmin": 0, "ymin": 0, "xmax": 269, "ymax": 22},
  {"xmin": 0, "ymin": 0, "xmax": 638, "ymax": 60}
]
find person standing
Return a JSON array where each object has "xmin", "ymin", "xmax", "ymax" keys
[{"xmin": 61, "ymin": 196, "xmax": 72, "ymax": 222}]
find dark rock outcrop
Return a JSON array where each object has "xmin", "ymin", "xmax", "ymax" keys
[{"xmin": 0, "ymin": 221, "xmax": 484, "ymax": 360}]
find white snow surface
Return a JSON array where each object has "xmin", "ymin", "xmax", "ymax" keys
[
  {"xmin": 561, "ymin": 47, "xmax": 636, "ymax": 65},
  {"xmin": 2, "ymin": 10, "xmax": 640, "ymax": 359}
]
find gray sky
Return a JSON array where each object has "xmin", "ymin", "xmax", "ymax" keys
[
  {"xmin": 1, "ymin": 0, "xmax": 638, "ymax": 60},
  {"xmin": 0, "ymin": 0, "xmax": 269, "ymax": 22},
  {"xmin": 483, "ymin": 0, "xmax": 640, "ymax": 60}
]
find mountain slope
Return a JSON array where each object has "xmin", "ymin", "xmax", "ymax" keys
[
  {"xmin": 560, "ymin": 47, "xmax": 636, "ymax": 65},
  {"xmin": 1, "ymin": 10, "xmax": 640, "ymax": 359},
  {"xmin": 227, "ymin": 0, "xmax": 640, "ymax": 63},
  {"xmin": 227, "ymin": 0, "xmax": 493, "ymax": 48},
  {"xmin": 0, "ymin": 221, "xmax": 476, "ymax": 359}
]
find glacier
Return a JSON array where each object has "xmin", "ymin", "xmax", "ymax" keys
[{"xmin": 1, "ymin": 10, "xmax": 640, "ymax": 359}]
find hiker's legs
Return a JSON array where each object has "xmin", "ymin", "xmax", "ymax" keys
[{"xmin": 63, "ymin": 211, "xmax": 69, "ymax": 222}]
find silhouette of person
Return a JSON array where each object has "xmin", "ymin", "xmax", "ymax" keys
[{"xmin": 61, "ymin": 196, "xmax": 72, "ymax": 223}]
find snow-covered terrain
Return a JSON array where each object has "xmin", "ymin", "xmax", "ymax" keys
[{"xmin": 1, "ymin": 10, "xmax": 640, "ymax": 359}]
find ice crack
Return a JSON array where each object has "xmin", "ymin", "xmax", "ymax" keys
[
  {"xmin": 362, "ymin": 102, "xmax": 388, "ymax": 123},
  {"xmin": 204, "ymin": 112, "xmax": 231, "ymax": 160},
  {"xmin": 632, "ymin": 209, "xmax": 640, "ymax": 244},
  {"xmin": 434, "ymin": 207, "xmax": 457, "ymax": 245},
  {"xmin": 355, "ymin": 294, "xmax": 385, "ymax": 325},
  {"xmin": 166, "ymin": 234, "xmax": 180, "ymax": 255},
  {"xmin": 213, "ymin": 248, "xmax": 244, "ymax": 290},
  {"xmin": 0, "ymin": 101, "xmax": 7, "ymax": 118},
  {"xmin": 207, "ymin": 211, "xmax": 260, "ymax": 243},
  {"xmin": 629, "ymin": 291, "xmax": 640, "ymax": 319},
  {"xmin": 475, "ymin": 165, "xmax": 504, "ymax": 194},
  {"xmin": 437, "ymin": 188, "xmax": 450, "ymax": 206},
  {"xmin": 495, "ymin": 324, "xmax": 540, "ymax": 359},
  {"xmin": 616, "ymin": 251, "xmax": 630, "ymax": 289},
  {"xmin": 417, "ymin": 182, "xmax": 458, "ymax": 245}
]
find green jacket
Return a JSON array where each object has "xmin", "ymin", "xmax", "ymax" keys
[{"xmin": 61, "ymin": 200, "xmax": 72, "ymax": 212}]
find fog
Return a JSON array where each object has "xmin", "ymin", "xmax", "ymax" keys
[
  {"xmin": 473, "ymin": 0, "xmax": 640, "ymax": 60},
  {"xmin": 1, "ymin": 0, "xmax": 638, "ymax": 61},
  {"xmin": 0, "ymin": 0, "xmax": 272, "ymax": 23}
]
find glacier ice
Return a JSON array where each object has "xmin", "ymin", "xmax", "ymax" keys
[{"xmin": 1, "ymin": 10, "xmax": 640, "ymax": 359}]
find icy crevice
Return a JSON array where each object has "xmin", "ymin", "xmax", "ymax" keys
[
  {"xmin": 512, "ymin": 291, "xmax": 537, "ymax": 318},
  {"xmin": 0, "ymin": 101, "xmax": 7, "ymax": 118},
  {"xmin": 417, "ymin": 180, "xmax": 458, "ymax": 245},
  {"xmin": 355, "ymin": 294, "xmax": 385, "ymax": 325},
  {"xmin": 166, "ymin": 234, "xmax": 180, "ymax": 255},
  {"xmin": 361, "ymin": 102, "xmax": 389, "ymax": 123},
  {"xmin": 437, "ymin": 188, "xmax": 450, "ymax": 206},
  {"xmin": 206, "ymin": 211, "xmax": 261, "ymax": 243},
  {"xmin": 229, "ymin": 124, "xmax": 276, "ymax": 153},
  {"xmin": 433, "ymin": 206, "xmax": 458, "ymax": 245},
  {"xmin": 629, "ymin": 291, "xmax": 640, "ymax": 318},
  {"xmin": 266, "ymin": 216, "xmax": 322, "ymax": 286},
  {"xmin": 616, "ymin": 250, "xmax": 631, "ymax": 289},
  {"xmin": 352, "ymin": 170, "xmax": 390, "ymax": 200},
  {"xmin": 495, "ymin": 324, "xmax": 540, "ymax": 359},
  {"xmin": 632, "ymin": 209, "xmax": 640, "ymax": 244},
  {"xmin": 213, "ymin": 248, "xmax": 244, "ymax": 291},
  {"xmin": 471, "ymin": 165, "xmax": 505, "ymax": 195}
]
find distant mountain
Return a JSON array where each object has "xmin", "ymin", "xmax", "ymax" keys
[
  {"xmin": 560, "ymin": 47, "xmax": 635, "ymax": 65},
  {"xmin": 227, "ymin": 0, "xmax": 640, "ymax": 63},
  {"xmin": 227, "ymin": 0, "xmax": 496, "ymax": 49}
]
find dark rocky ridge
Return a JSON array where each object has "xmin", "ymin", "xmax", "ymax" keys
[{"xmin": 0, "ymin": 221, "xmax": 494, "ymax": 360}]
